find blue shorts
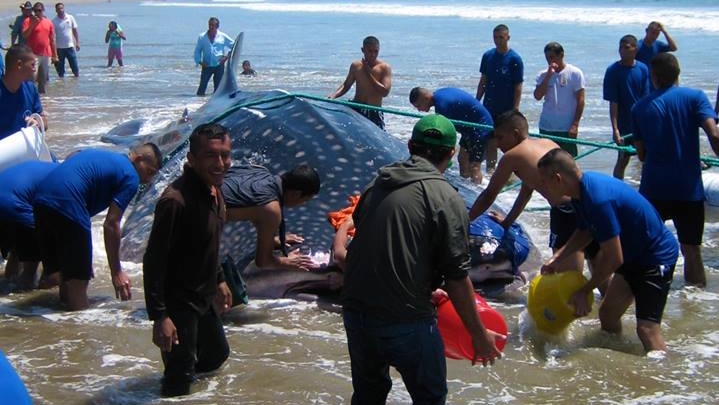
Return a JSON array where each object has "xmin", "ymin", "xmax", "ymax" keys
[{"xmin": 615, "ymin": 261, "xmax": 675, "ymax": 323}]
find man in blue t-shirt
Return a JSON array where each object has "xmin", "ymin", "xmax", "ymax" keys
[
  {"xmin": 0, "ymin": 44, "xmax": 46, "ymax": 140},
  {"xmin": 538, "ymin": 148, "xmax": 679, "ymax": 352},
  {"xmin": 636, "ymin": 21, "xmax": 677, "ymax": 67},
  {"xmin": 476, "ymin": 24, "xmax": 524, "ymax": 172},
  {"xmin": 32, "ymin": 144, "xmax": 162, "ymax": 310},
  {"xmin": 632, "ymin": 53, "xmax": 719, "ymax": 288},
  {"xmin": 0, "ymin": 160, "xmax": 58, "ymax": 288},
  {"xmin": 410, "ymin": 86, "xmax": 494, "ymax": 184},
  {"xmin": 602, "ymin": 34, "xmax": 650, "ymax": 180}
]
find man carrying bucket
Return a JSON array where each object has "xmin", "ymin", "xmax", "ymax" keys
[
  {"xmin": 537, "ymin": 148, "xmax": 678, "ymax": 352},
  {"xmin": 0, "ymin": 44, "xmax": 46, "ymax": 140},
  {"xmin": 342, "ymin": 114, "xmax": 503, "ymax": 404}
]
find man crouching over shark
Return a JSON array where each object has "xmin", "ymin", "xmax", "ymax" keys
[{"xmin": 222, "ymin": 163, "xmax": 321, "ymax": 271}]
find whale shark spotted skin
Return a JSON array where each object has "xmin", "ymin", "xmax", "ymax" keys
[{"xmin": 114, "ymin": 33, "xmax": 540, "ymax": 301}]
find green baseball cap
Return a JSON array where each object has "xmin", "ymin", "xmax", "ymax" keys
[{"xmin": 411, "ymin": 114, "xmax": 457, "ymax": 148}]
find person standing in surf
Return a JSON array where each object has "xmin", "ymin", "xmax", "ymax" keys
[
  {"xmin": 534, "ymin": 41, "xmax": 585, "ymax": 158},
  {"xmin": 143, "ymin": 124, "xmax": 232, "ymax": 397},
  {"xmin": 328, "ymin": 35, "xmax": 392, "ymax": 130},
  {"xmin": 193, "ymin": 17, "xmax": 234, "ymax": 96},
  {"xmin": 32, "ymin": 143, "xmax": 162, "ymax": 310},
  {"xmin": 631, "ymin": 53, "xmax": 719, "ymax": 288},
  {"xmin": 636, "ymin": 21, "xmax": 677, "ymax": 67},
  {"xmin": 475, "ymin": 23, "xmax": 524, "ymax": 173},
  {"xmin": 538, "ymin": 148, "xmax": 678, "ymax": 352},
  {"xmin": 342, "ymin": 114, "xmax": 502, "ymax": 404},
  {"xmin": 602, "ymin": 34, "xmax": 650, "ymax": 180},
  {"xmin": 104, "ymin": 21, "xmax": 125, "ymax": 67}
]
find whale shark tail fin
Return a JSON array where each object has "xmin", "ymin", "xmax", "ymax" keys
[{"xmin": 214, "ymin": 32, "xmax": 244, "ymax": 100}]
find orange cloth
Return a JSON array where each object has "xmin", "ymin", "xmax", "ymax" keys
[{"xmin": 327, "ymin": 195, "xmax": 360, "ymax": 237}]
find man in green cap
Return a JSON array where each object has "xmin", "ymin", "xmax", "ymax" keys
[{"xmin": 341, "ymin": 114, "xmax": 503, "ymax": 404}]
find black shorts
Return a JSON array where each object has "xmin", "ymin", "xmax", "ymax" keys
[
  {"xmin": 648, "ymin": 199, "xmax": 704, "ymax": 245},
  {"xmin": 34, "ymin": 205, "xmax": 94, "ymax": 281},
  {"xmin": 0, "ymin": 221, "xmax": 42, "ymax": 261},
  {"xmin": 459, "ymin": 134, "xmax": 486, "ymax": 163},
  {"xmin": 549, "ymin": 205, "xmax": 599, "ymax": 259},
  {"xmin": 351, "ymin": 104, "xmax": 385, "ymax": 130},
  {"xmin": 615, "ymin": 261, "xmax": 675, "ymax": 323}
]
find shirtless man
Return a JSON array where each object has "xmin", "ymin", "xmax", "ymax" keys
[
  {"xmin": 328, "ymin": 36, "xmax": 392, "ymax": 129},
  {"xmin": 468, "ymin": 110, "xmax": 585, "ymax": 272}
]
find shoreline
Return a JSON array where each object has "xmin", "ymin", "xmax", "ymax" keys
[{"xmin": 0, "ymin": 0, "xmax": 133, "ymax": 19}]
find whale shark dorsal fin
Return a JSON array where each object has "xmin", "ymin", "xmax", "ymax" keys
[{"xmin": 213, "ymin": 32, "xmax": 244, "ymax": 99}]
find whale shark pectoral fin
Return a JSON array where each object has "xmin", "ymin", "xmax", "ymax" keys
[
  {"xmin": 213, "ymin": 32, "xmax": 244, "ymax": 100},
  {"xmin": 100, "ymin": 119, "xmax": 147, "ymax": 145}
]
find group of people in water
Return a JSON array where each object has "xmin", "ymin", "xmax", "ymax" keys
[{"xmin": 2, "ymin": 11, "xmax": 719, "ymax": 401}]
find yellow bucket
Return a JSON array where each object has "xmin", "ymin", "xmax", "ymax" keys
[{"xmin": 527, "ymin": 271, "xmax": 594, "ymax": 334}]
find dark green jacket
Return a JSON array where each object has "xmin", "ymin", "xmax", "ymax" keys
[{"xmin": 342, "ymin": 155, "xmax": 471, "ymax": 322}]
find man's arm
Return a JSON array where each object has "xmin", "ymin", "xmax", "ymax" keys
[
  {"xmin": 331, "ymin": 218, "xmax": 354, "ymax": 271},
  {"xmin": 363, "ymin": 62, "xmax": 392, "ymax": 98},
  {"xmin": 476, "ymin": 75, "xmax": 487, "ymax": 101},
  {"xmin": 569, "ymin": 236, "xmax": 623, "ymax": 316},
  {"xmin": 104, "ymin": 202, "xmax": 131, "ymax": 300},
  {"xmin": 468, "ymin": 155, "xmax": 515, "ymax": 220},
  {"xmin": 609, "ymin": 101, "xmax": 621, "ymax": 144},
  {"xmin": 328, "ymin": 63, "xmax": 357, "ymax": 99},
  {"xmin": 702, "ymin": 117, "xmax": 719, "ymax": 156},
  {"xmin": 660, "ymin": 24, "xmax": 678, "ymax": 52},
  {"xmin": 193, "ymin": 35, "xmax": 204, "ymax": 66},
  {"xmin": 49, "ymin": 27, "xmax": 57, "ymax": 62},
  {"xmin": 22, "ymin": 15, "xmax": 39, "ymax": 39},
  {"xmin": 534, "ymin": 67, "xmax": 554, "ymax": 100},
  {"xmin": 542, "ymin": 228, "xmax": 593, "ymax": 273},
  {"xmin": 499, "ymin": 183, "xmax": 534, "ymax": 229},
  {"xmin": 569, "ymin": 88, "xmax": 585, "ymax": 139},
  {"xmin": 72, "ymin": 26, "xmax": 79, "ymax": 50},
  {"xmin": 513, "ymin": 82, "xmax": 523, "ymax": 110},
  {"xmin": 254, "ymin": 202, "xmax": 315, "ymax": 271},
  {"xmin": 143, "ymin": 198, "xmax": 181, "ymax": 351},
  {"xmin": 444, "ymin": 276, "xmax": 503, "ymax": 366}
]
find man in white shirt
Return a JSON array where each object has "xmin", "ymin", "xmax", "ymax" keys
[
  {"xmin": 533, "ymin": 42, "xmax": 585, "ymax": 157},
  {"xmin": 51, "ymin": 2, "xmax": 79, "ymax": 78}
]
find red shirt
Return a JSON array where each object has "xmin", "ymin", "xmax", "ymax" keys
[{"xmin": 22, "ymin": 17, "xmax": 54, "ymax": 57}]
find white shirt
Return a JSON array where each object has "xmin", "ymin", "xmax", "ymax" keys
[
  {"xmin": 535, "ymin": 63, "xmax": 585, "ymax": 131},
  {"xmin": 52, "ymin": 14, "xmax": 78, "ymax": 49}
]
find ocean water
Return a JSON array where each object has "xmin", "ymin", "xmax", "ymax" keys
[{"xmin": 1, "ymin": 0, "xmax": 719, "ymax": 403}]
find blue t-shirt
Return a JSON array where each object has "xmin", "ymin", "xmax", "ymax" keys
[
  {"xmin": 0, "ymin": 161, "xmax": 59, "ymax": 228},
  {"xmin": 632, "ymin": 86, "xmax": 717, "ymax": 201},
  {"xmin": 602, "ymin": 61, "xmax": 650, "ymax": 135},
  {"xmin": 433, "ymin": 87, "xmax": 494, "ymax": 142},
  {"xmin": 573, "ymin": 172, "xmax": 678, "ymax": 267},
  {"xmin": 33, "ymin": 149, "xmax": 140, "ymax": 230},
  {"xmin": 636, "ymin": 40, "xmax": 670, "ymax": 66},
  {"xmin": 0, "ymin": 80, "xmax": 43, "ymax": 140},
  {"xmin": 479, "ymin": 48, "xmax": 524, "ymax": 116}
]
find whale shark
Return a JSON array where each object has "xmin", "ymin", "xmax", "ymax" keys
[{"xmin": 113, "ymin": 33, "xmax": 541, "ymax": 302}]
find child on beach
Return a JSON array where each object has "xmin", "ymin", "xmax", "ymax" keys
[{"xmin": 105, "ymin": 21, "xmax": 126, "ymax": 67}]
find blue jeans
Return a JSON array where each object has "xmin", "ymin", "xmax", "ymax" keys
[
  {"xmin": 197, "ymin": 64, "xmax": 225, "ymax": 96},
  {"xmin": 343, "ymin": 310, "xmax": 447, "ymax": 405},
  {"xmin": 55, "ymin": 47, "xmax": 79, "ymax": 77}
]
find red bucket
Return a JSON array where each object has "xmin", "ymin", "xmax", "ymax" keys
[{"xmin": 436, "ymin": 292, "xmax": 507, "ymax": 361}]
